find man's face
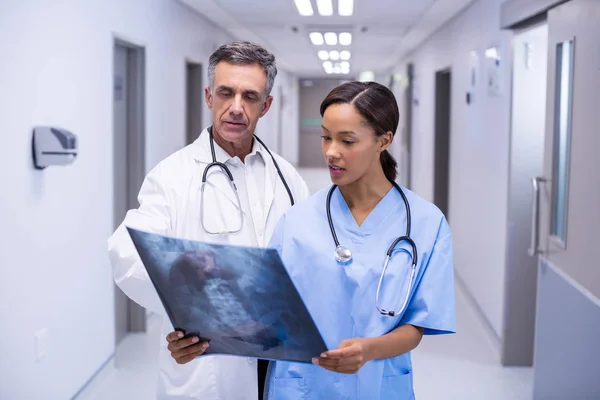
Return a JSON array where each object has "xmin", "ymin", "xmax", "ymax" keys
[{"xmin": 205, "ymin": 61, "xmax": 273, "ymax": 143}]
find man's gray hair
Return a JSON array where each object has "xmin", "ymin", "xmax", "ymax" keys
[{"xmin": 208, "ymin": 41, "xmax": 278, "ymax": 96}]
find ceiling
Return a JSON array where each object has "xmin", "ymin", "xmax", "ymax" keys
[{"xmin": 179, "ymin": 0, "xmax": 475, "ymax": 78}]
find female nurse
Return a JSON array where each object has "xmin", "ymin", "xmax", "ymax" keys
[{"xmin": 264, "ymin": 81, "xmax": 456, "ymax": 399}]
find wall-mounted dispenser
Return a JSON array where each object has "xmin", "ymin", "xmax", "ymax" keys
[{"xmin": 32, "ymin": 126, "xmax": 78, "ymax": 170}]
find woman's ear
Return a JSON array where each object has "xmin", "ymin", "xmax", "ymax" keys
[{"xmin": 378, "ymin": 131, "xmax": 393, "ymax": 152}]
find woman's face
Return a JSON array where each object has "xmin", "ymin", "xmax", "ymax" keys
[{"xmin": 321, "ymin": 103, "xmax": 390, "ymax": 186}]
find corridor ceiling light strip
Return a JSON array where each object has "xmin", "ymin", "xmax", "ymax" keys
[
  {"xmin": 316, "ymin": 0, "xmax": 334, "ymax": 16},
  {"xmin": 329, "ymin": 50, "xmax": 340, "ymax": 60},
  {"xmin": 338, "ymin": 0, "xmax": 354, "ymax": 16},
  {"xmin": 310, "ymin": 32, "xmax": 325, "ymax": 45},
  {"xmin": 324, "ymin": 32, "xmax": 338, "ymax": 45},
  {"xmin": 339, "ymin": 32, "xmax": 352, "ymax": 45},
  {"xmin": 318, "ymin": 50, "xmax": 330, "ymax": 60},
  {"xmin": 324, "ymin": 62, "xmax": 350, "ymax": 75},
  {"xmin": 294, "ymin": 0, "xmax": 314, "ymax": 16},
  {"xmin": 340, "ymin": 50, "xmax": 351, "ymax": 60}
]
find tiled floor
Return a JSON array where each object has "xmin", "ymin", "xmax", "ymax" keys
[{"xmin": 75, "ymin": 169, "xmax": 533, "ymax": 399}]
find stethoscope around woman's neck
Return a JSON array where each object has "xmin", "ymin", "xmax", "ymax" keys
[{"xmin": 325, "ymin": 181, "xmax": 419, "ymax": 317}]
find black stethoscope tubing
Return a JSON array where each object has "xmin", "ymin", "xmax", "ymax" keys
[{"xmin": 201, "ymin": 126, "xmax": 295, "ymax": 206}]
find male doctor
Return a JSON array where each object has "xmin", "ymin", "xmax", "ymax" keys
[{"xmin": 107, "ymin": 41, "xmax": 310, "ymax": 400}]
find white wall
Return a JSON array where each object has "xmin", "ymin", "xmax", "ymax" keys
[
  {"xmin": 256, "ymin": 69, "xmax": 300, "ymax": 166},
  {"xmin": 0, "ymin": 1, "xmax": 295, "ymax": 398},
  {"xmin": 394, "ymin": 0, "xmax": 512, "ymax": 339}
]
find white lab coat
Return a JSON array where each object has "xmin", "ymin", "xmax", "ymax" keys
[{"xmin": 107, "ymin": 127, "xmax": 310, "ymax": 400}]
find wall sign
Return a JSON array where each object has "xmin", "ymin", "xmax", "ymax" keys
[{"xmin": 485, "ymin": 45, "xmax": 503, "ymax": 97}]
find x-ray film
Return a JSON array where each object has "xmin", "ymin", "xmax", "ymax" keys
[{"xmin": 126, "ymin": 227, "xmax": 328, "ymax": 363}]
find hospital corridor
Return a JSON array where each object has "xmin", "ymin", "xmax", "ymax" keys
[{"xmin": 1, "ymin": 0, "xmax": 599, "ymax": 399}]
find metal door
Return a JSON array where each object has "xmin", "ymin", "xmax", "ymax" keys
[{"xmin": 531, "ymin": 1, "xmax": 600, "ymax": 397}]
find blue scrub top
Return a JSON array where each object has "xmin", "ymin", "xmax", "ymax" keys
[{"xmin": 265, "ymin": 185, "xmax": 456, "ymax": 400}]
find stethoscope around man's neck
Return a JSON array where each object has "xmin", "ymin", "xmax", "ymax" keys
[
  {"xmin": 326, "ymin": 182, "xmax": 419, "ymax": 317},
  {"xmin": 198, "ymin": 126, "xmax": 294, "ymax": 235},
  {"xmin": 203, "ymin": 125, "xmax": 294, "ymax": 204}
]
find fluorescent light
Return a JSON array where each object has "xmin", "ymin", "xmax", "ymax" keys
[
  {"xmin": 485, "ymin": 47, "xmax": 500, "ymax": 59},
  {"xmin": 340, "ymin": 50, "xmax": 351, "ymax": 60},
  {"xmin": 316, "ymin": 0, "xmax": 333, "ymax": 16},
  {"xmin": 323, "ymin": 61, "xmax": 333, "ymax": 69},
  {"xmin": 334, "ymin": 65, "xmax": 342, "ymax": 74},
  {"xmin": 338, "ymin": 0, "xmax": 354, "ymax": 16},
  {"xmin": 324, "ymin": 32, "xmax": 337, "ymax": 45},
  {"xmin": 310, "ymin": 32, "xmax": 324, "ymax": 46},
  {"xmin": 339, "ymin": 32, "xmax": 352, "ymax": 46},
  {"xmin": 318, "ymin": 50, "xmax": 329, "ymax": 60},
  {"xmin": 294, "ymin": 0, "xmax": 314, "ymax": 16},
  {"xmin": 329, "ymin": 50, "xmax": 340, "ymax": 60},
  {"xmin": 359, "ymin": 70, "xmax": 375, "ymax": 82},
  {"xmin": 340, "ymin": 61, "xmax": 350, "ymax": 69}
]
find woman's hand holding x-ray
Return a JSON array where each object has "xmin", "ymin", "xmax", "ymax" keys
[
  {"xmin": 166, "ymin": 331, "xmax": 210, "ymax": 365},
  {"xmin": 312, "ymin": 338, "xmax": 372, "ymax": 374}
]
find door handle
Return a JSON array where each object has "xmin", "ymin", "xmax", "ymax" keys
[{"xmin": 528, "ymin": 176, "xmax": 546, "ymax": 256}]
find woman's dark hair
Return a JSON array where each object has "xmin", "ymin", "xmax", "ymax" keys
[{"xmin": 319, "ymin": 81, "xmax": 400, "ymax": 182}]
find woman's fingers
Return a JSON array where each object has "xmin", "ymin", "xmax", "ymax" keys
[{"xmin": 313, "ymin": 354, "xmax": 364, "ymax": 369}]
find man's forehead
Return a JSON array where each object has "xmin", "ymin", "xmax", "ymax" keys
[{"xmin": 213, "ymin": 62, "xmax": 267, "ymax": 92}]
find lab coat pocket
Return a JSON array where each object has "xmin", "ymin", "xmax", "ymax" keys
[
  {"xmin": 268, "ymin": 377, "xmax": 307, "ymax": 400},
  {"xmin": 381, "ymin": 369, "xmax": 414, "ymax": 400}
]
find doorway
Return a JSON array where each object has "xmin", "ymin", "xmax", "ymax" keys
[
  {"xmin": 113, "ymin": 39, "xmax": 146, "ymax": 345},
  {"xmin": 433, "ymin": 69, "xmax": 451, "ymax": 219},
  {"xmin": 532, "ymin": 1, "xmax": 600, "ymax": 397},
  {"xmin": 502, "ymin": 22, "xmax": 548, "ymax": 367},
  {"xmin": 186, "ymin": 61, "xmax": 203, "ymax": 146}
]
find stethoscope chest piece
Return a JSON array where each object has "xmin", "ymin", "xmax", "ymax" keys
[
  {"xmin": 334, "ymin": 245, "xmax": 352, "ymax": 264},
  {"xmin": 326, "ymin": 183, "xmax": 418, "ymax": 317}
]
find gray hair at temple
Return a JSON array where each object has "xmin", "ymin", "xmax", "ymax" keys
[{"xmin": 207, "ymin": 41, "xmax": 278, "ymax": 96}]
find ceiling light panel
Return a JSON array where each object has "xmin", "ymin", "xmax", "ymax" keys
[
  {"xmin": 294, "ymin": 0, "xmax": 314, "ymax": 16},
  {"xmin": 340, "ymin": 50, "xmax": 351, "ymax": 60},
  {"xmin": 338, "ymin": 0, "xmax": 354, "ymax": 16},
  {"xmin": 339, "ymin": 32, "xmax": 352, "ymax": 46},
  {"xmin": 329, "ymin": 50, "xmax": 340, "ymax": 60},
  {"xmin": 318, "ymin": 50, "xmax": 329, "ymax": 60},
  {"xmin": 310, "ymin": 32, "xmax": 324, "ymax": 45},
  {"xmin": 324, "ymin": 32, "xmax": 337, "ymax": 45},
  {"xmin": 316, "ymin": 0, "xmax": 333, "ymax": 16}
]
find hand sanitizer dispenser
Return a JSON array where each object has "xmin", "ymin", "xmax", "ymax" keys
[{"xmin": 32, "ymin": 126, "xmax": 78, "ymax": 170}]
